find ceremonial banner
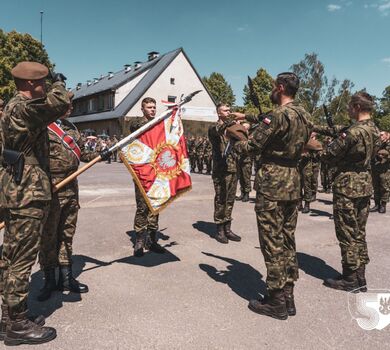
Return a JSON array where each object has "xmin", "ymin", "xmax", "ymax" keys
[{"xmin": 119, "ymin": 108, "xmax": 192, "ymax": 214}]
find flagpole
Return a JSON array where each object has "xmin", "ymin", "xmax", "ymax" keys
[{"xmin": 0, "ymin": 90, "xmax": 201, "ymax": 231}]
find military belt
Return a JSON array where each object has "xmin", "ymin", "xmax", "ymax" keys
[{"xmin": 262, "ymin": 157, "xmax": 298, "ymax": 168}]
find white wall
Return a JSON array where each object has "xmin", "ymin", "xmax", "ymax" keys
[{"xmin": 125, "ymin": 52, "xmax": 217, "ymax": 122}]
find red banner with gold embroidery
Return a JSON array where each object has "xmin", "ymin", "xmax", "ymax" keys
[{"xmin": 119, "ymin": 108, "xmax": 192, "ymax": 214}]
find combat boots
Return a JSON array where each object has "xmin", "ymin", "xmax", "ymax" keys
[
  {"xmin": 4, "ymin": 310, "xmax": 56, "ymax": 346},
  {"xmin": 148, "ymin": 230, "xmax": 165, "ymax": 254},
  {"xmin": 37, "ymin": 268, "xmax": 57, "ymax": 302},
  {"xmin": 242, "ymin": 193, "xmax": 250, "ymax": 202},
  {"xmin": 297, "ymin": 201, "xmax": 303, "ymax": 211},
  {"xmin": 248, "ymin": 289, "xmax": 288, "ymax": 320},
  {"xmin": 215, "ymin": 224, "xmax": 228, "ymax": 244},
  {"xmin": 370, "ymin": 201, "xmax": 379, "ymax": 212},
  {"xmin": 379, "ymin": 201, "xmax": 386, "ymax": 214},
  {"xmin": 284, "ymin": 283, "xmax": 296, "ymax": 316},
  {"xmin": 235, "ymin": 192, "xmax": 244, "ymax": 201},
  {"xmin": 301, "ymin": 201, "xmax": 310, "ymax": 214},
  {"xmin": 224, "ymin": 221, "xmax": 241, "ymax": 242},
  {"xmin": 323, "ymin": 267, "xmax": 359, "ymax": 292},
  {"xmin": 0, "ymin": 305, "xmax": 45, "ymax": 341},
  {"xmin": 134, "ymin": 232, "xmax": 146, "ymax": 257},
  {"xmin": 58, "ymin": 265, "xmax": 89, "ymax": 294},
  {"xmin": 356, "ymin": 265, "xmax": 367, "ymax": 292}
]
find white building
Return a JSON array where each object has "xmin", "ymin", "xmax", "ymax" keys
[{"xmin": 69, "ymin": 48, "xmax": 217, "ymax": 136}]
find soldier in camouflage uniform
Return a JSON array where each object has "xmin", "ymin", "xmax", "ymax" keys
[
  {"xmin": 130, "ymin": 97, "xmax": 165, "ymax": 257},
  {"xmin": 0, "ymin": 62, "xmax": 70, "ymax": 345},
  {"xmin": 187, "ymin": 135, "xmax": 197, "ymax": 172},
  {"xmin": 208, "ymin": 103, "xmax": 241, "ymax": 244},
  {"xmin": 231, "ymin": 72, "xmax": 311, "ymax": 320},
  {"xmin": 195, "ymin": 136, "xmax": 205, "ymax": 173},
  {"xmin": 322, "ymin": 92, "xmax": 380, "ymax": 292},
  {"xmin": 37, "ymin": 92, "xmax": 105, "ymax": 302},
  {"xmin": 0, "ymin": 98, "xmax": 4, "ymax": 223},
  {"xmin": 203, "ymin": 138, "xmax": 213, "ymax": 175},
  {"xmin": 370, "ymin": 131, "xmax": 390, "ymax": 214},
  {"xmin": 319, "ymin": 137, "xmax": 334, "ymax": 193},
  {"xmin": 236, "ymin": 153, "xmax": 252, "ymax": 202}
]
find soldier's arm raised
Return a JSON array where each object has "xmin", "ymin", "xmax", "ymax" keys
[{"xmin": 18, "ymin": 82, "xmax": 70, "ymax": 130}]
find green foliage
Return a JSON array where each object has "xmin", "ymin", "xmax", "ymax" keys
[
  {"xmin": 202, "ymin": 72, "xmax": 235, "ymax": 106},
  {"xmin": 0, "ymin": 29, "xmax": 53, "ymax": 102},
  {"xmin": 243, "ymin": 67, "xmax": 273, "ymax": 115},
  {"xmin": 379, "ymin": 114, "xmax": 390, "ymax": 132},
  {"xmin": 380, "ymin": 86, "xmax": 390, "ymax": 115}
]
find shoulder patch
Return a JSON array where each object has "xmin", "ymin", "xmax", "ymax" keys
[
  {"xmin": 341, "ymin": 132, "xmax": 347, "ymax": 139},
  {"xmin": 262, "ymin": 115, "xmax": 272, "ymax": 125}
]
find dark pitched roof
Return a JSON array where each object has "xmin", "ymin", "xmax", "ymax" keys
[{"xmin": 69, "ymin": 47, "xmax": 216, "ymax": 124}]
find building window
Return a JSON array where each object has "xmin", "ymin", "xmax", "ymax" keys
[
  {"xmin": 168, "ymin": 95, "xmax": 176, "ymax": 103},
  {"xmin": 170, "ymin": 78, "xmax": 175, "ymax": 85}
]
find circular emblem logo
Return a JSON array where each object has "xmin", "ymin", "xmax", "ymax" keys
[
  {"xmin": 125, "ymin": 142, "xmax": 144, "ymax": 163},
  {"xmin": 152, "ymin": 143, "xmax": 182, "ymax": 180}
]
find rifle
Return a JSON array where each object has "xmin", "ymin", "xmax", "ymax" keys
[{"xmin": 323, "ymin": 104, "xmax": 334, "ymax": 129}]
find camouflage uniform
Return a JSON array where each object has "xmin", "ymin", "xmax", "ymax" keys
[
  {"xmin": 39, "ymin": 119, "xmax": 97, "ymax": 270},
  {"xmin": 195, "ymin": 137, "xmax": 205, "ymax": 173},
  {"xmin": 237, "ymin": 154, "xmax": 252, "ymax": 195},
  {"xmin": 0, "ymin": 82, "xmax": 70, "ymax": 314},
  {"xmin": 203, "ymin": 138, "xmax": 213, "ymax": 174},
  {"xmin": 130, "ymin": 117, "xmax": 159, "ymax": 235},
  {"xmin": 371, "ymin": 141, "xmax": 390, "ymax": 205},
  {"xmin": 208, "ymin": 122, "xmax": 238, "ymax": 225},
  {"xmin": 321, "ymin": 120, "xmax": 380, "ymax": 271},
  {"xmin": 187, "ymin": 136, "xmax": 197, "ymax": 172},
  {"xmin": 299, "ymin": 150, "xmax": 320, "ymax": 202},
  {"xmin": 236, "ymin": 102, "xmax": 311, "ymax": 291}
]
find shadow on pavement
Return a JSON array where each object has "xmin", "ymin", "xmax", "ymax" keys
[
  {"xmin": 192, "ymin": 221, "xmax": 215, "ymax": 239},
  {"xmin": 317, "ymin": 198, "xmax": 333, "ymax": 206},
  {"xmin": 199, "ymin": 252, "xmax": 266, "ymax": 301},
  {"xmin": 297, "ymin": 252, "xmax": 340, "ymax": 280},
  {"xmin": 29, "ymin": 254, "xmax": 108, "ymax": 318},
  {"xmin": 309, "ymin": 208, "xmax": 333, "ymax": 218}
]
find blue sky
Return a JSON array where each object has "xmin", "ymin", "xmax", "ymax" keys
[{"xmin": 1, "ymin": 0, "xmax": 389, "ymax": 104}]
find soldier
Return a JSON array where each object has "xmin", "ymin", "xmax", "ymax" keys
[
  {"xmin": 322, "ymin": 92, "xmax": 380, "ymax": 292},
  {"xmin": 0, "ymin": 98, "xmax": 4, "ymax": 223},
  {"xmin": 370, "ymin": 131, "xmax": 390, "ymax": 213},
  {"xmin": 195, "ymin": 136, "xmax": 205, "ymax": 173},
  {"xmin": 187, "ymin": 135, "xmax": 197, "ymax": 172},
  {"xmin": 236, "ymin": 122, "xmax": 252, "ymax": 202},
  {"xmin": 37, "ymin": 92, "xmax": 108, "ymax": 302},
  {"xmin": 0, "ymin": 62, "xmax": 70, "ymax": 345},
  {"xmin": 231, "ymin": 72, "xmax": 311, "ymax": 319},
  {"xmin": 111, "ymin": 134, "xmax": 119, "ymax": 161},
  {"xmin": 203, "ymin": 138, "xmax": 213, "ymax": 175},
  {"xmin": 208, "ymin": 103, "xmax": 242, "ymax": 244},
  {"xmin": 130, "ymin": 97, "xmax": 165, "ymax": 257},
  {"xmin": 319, "ymin": 137, "xmax": 334, "ymax": 193}
]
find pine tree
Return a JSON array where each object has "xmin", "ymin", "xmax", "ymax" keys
[{"xmin": 202, "ymin": 72, "xmax": 235, "ymax": 106}]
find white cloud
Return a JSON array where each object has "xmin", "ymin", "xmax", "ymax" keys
[
  {"xmin": 237, "ymin": 25, "xmax": 249, "ymax": 32},
  {"xmin": 378, "ymin": 1, "xmax": 390, "ymax": 13},
  {"xmin": 382, "ymin": 57, "xmax": 390, "ymax": 66},
  {"xmin": 327, "ymin": 4, "xmax": 342, "ymax": 11},
  {"xmin": 364, "ymin": 1, "xmax": 390, "ymax": 15}
]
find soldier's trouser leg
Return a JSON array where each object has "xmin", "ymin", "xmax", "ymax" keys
[
  {"xmin": 213, "ymin": 173, "xmax": 238, "ymax": 224},
  {"xmin": 311, "ymin": 165, "xmax": 320, "ymax": 201},
  {"xmin": 372, "ymin": 169, "xmax": 381, "ymax": 204},
  {"xmin": 333, "ymin": 194, "xmax": 370, "ymax": 270},
  {"xmin": 379, "ymin": 171, "xmax": 390, "ymax": 203},
  {"xmin": 39, "ymin": 194, "xmax": 61, "ymax": 269},
  {"xmin": 2, "ymin": 202, "xmax": 49, "ymax": 313},
  {"xmin": 134, "ymin": 185, "xmax": 159, "ymax": 234},
  {"xmin": 57, "ymin": 196, "xmax": 79, "ymax": 266},
  {"xmin": 255, "ymin": 194, "xmax": 299, "ymax": 291},
  {"xmin": 242, "ymin": 160, "xmax": 252, "ymax": 194},
  {"xmin": 302, "ymin": 164, "xmax": 313, "ymax": 202}
]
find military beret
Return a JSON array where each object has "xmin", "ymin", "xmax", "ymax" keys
[
  {"xmin": 304, "ymin": 138, "xmax": 323, "ymax": 151},
  {"xmin": 11, "ymin": 61, "xmax": 49, "ymax": 80},
  {"xmin": 226, "ymin": 124, "xmax": 248, "ymax": 141}
]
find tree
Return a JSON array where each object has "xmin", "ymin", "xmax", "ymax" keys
[
  {"xmin": 327, "ymin": 79, "xmax": 355, "ymax": 126},
  {"xmin": 290, "ymin": 53, "xmax": 328, "ymax": 115},
  {"xmin": 243, "ymin": 67, "xmax": 273, "ymax": 115},
  {"xmin": 0, "ymin": 29, "xmax": 53, "ymax": 102},
  {"xmin": 379, "ymin": 115, "xmax": 390, "ymax": 132},
  {"xmin": 379, "ymin": 86, "xmax": 390, "ymax": 116},
  {"xmin": 202, "ymin": 72, "xmax": 235, "ymax": 106}
]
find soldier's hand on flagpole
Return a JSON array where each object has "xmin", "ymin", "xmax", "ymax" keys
[
  {"xmin": 100, "ymin": 149, "xmax": 112, "ymax": 161},
  {"xmin": 230, "ymin": 112, "xmax": 246, "ymax": 120}
]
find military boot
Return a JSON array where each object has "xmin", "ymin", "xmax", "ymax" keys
[
  {"xmin": 323, "ymin": 268, "xmax": 359, "ymax": 292},
  {"xmin": 134, "ymin": 232, "xmax": 145, "ymax": 257},
  {"xmin": 224, "ymin": 221, "xmax": 241, "ymax": 242},
  {"xmin": 242, "ymin": 193, "xmax": 250, "ymax": 202},
  {"xmin": 379, "ymin": 201, "xmax": 386, "ymax": 214},
  {"xmin": 284, "ymin": 283, "xmax": 296, "ymax": 316},
  {"xmin": 0, "ymin": 305, "xmax": 45, "ymax": 341},
  {"xmin": 58, "ymin": 265, "xmax": 89, "ymax": 294},
  {"xmin": 301, "ymin": 201, "xmax": 310, "ymax": 214},
  {"xmin": 248, "ymin": 289, "xmax": 288, "ymax": 320},
  {"xmin": 37, "ymin": 268, "xmax": 57, "ymax": 302},
  {"xmin": 370, "ymin": 201, "xmax": 379, "ymax": 212},
  {"xmin": 4, "ymin": 310, "xmax": 56, "ymax": 346},
  {"xmin": 148, "ymin": 230, "xmax": 165, "ymax": 254},
  {"xmin": 215, "ymin": 224, "xmax": 228, "ymax": 244},
  {"xmin": 356, "ymin": 265, "xmax": 367, "ymax": 292},
  {"xmin": 297, "ymin": 201, "xmax": 303, "ymax": 211},
  {"xmin": 235, "ymin": 192, "xmax": 244, "ymax": 201}
]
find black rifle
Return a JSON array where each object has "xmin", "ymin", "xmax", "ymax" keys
[{"xmin": 323, "ymin": 104, "xmax": 334, "ymax": 129}]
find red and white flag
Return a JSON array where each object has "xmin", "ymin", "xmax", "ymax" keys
[{"xmin": 119, "ymin": 108, "xmax": 192, "ymax": 213}]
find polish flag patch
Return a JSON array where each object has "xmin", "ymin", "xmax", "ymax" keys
[{"xmin": 263, "ymin": 117, "xmax": 271, "ymax": 125}]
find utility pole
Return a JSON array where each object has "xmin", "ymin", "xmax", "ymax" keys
[{"xmin": 40, "ymin": 11, "xmax": 43, "ymax": 44}]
